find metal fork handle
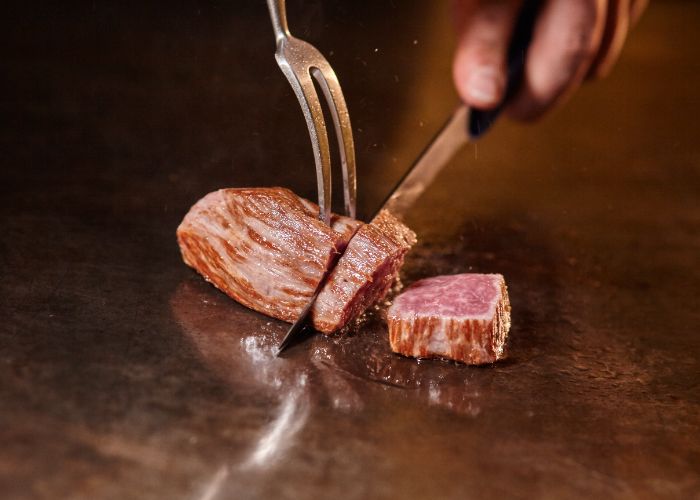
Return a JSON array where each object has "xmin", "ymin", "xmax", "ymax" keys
[{"xmin": 267, "ymin": 0, "xmax": 290, "ymax": 42}]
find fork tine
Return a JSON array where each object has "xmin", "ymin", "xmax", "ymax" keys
[
  {"xmin": 275, "ymin": 57, "xmax": 332, "ymax": 225},
  {"xmin": 311, "ymin": 65, "xmax": 357, "ymax": 219}
]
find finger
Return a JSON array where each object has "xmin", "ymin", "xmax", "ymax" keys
[
  {"xmin": 453, "ymin": 0, "xmax": 524, "ymax": 109},
  {"xmin": 508, "ymin": 0, "xmax": 606, "ymax": 121},
  {"xmin": 587, "ymin": 0, "xmax": 630, "ymax": 79}
]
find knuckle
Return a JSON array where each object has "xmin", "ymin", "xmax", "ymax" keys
[{"xmin": 561, "ymin": 0, "xmax": 605, "ymax": 63}]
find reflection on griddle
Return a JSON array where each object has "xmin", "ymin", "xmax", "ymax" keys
[{"xmin": 170, "ymin": 280, "xmax": 487, "ymax": 428}]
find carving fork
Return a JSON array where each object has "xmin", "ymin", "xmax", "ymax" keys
[{"xmin": 266, "ymin": 0, "xmax": 357, "ymax": 223}]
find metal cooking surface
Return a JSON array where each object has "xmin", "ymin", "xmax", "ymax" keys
[{"xmin": 1, "ymin": 2, "xmax": 698, "ymax": 499}]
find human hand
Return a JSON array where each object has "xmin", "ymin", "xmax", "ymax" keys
[{"xmin": 452, "ymin": 0, "xmax": 648, "ymax": 120}]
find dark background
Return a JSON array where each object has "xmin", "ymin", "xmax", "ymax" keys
[{"xmin": 1, "ymin": 2, "xmax": 699, "ymax": 499}]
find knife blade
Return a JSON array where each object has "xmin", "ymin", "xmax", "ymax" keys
[
  {"xmin": 276, "ymin": 0, "xmax": 541, "ymax": 355},
  {"xmin": 380, "ymin": 105, "xmax": 470, "ymax": 221}
]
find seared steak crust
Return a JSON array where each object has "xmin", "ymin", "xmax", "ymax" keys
[
  {"xmin": 177, "ymin": 187, "xmax": 360, "ymax": 323},
  {"xmin": 312, "ymin": 210, "xmax": 417, "ymax": 333},
  {"xmin": 178, "ymin": 188, "xmax": 416, "ymax": 333}
]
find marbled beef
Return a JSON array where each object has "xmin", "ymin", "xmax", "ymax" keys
[
  {"xmin": 387, "ymin": 274, "xmax": 511, "ymax": 364},
  {"xmin": 312, "ymin": 209, "xmax": 417, "ymax": 332},
  {"xmin": 177, "ymin": 188, "xmax": 415, "ymax": 334},
  {"xmin": 177, "ymin": 188, "xmax": 361, "ymax": 324}
]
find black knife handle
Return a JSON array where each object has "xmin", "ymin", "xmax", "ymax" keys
[{"xmin": 468, "ymin": 0, "xmax": 542, "ymax": 139}]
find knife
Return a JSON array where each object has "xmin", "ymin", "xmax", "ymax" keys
[{"xmin": 276, "ymin": 0, "xmax": 541, "ymax": 355}]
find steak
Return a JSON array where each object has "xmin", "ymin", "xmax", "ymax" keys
[
  {"xmin": 312, "ymin": 209, "xmax": 417, "ymax": 332},
  {"xmin": 177, "ymin": 188, "xmax": 416, "ymax": 333},
  {"xmin": 387, "ymin": 274, "xmax": 511, "ymax": 364},
  {"xmin": 177, "ymin": 187, "xmax": 361, "ymax": 324}
]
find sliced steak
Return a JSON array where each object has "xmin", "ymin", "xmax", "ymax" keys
[
  {"xmin": 177, "ymin": 187, "xmax": 361, "ymax": 324},
  {"xmin": 387, "ymin": 273, "xmax": 511, "ymax": 365},
  {"xmin": 312, "ymin": 210, "xmax": 417, "ymax": 333}
]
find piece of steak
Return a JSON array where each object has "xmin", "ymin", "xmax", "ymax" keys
[
  {"xmin": 312, "ymin": 209, "xmax": 417, "ymax": 333},
  {"xmin": 387, "ymin": 273, "xmax": 511, "ymax": 365},
  {"xmin": 177, "ymin": 187, "xmax": 361, "ymax": 324}
]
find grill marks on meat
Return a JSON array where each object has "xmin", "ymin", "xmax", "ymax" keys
[
  {"xmin": 312, "ymin": 210, "xmax": 417, "ymax": 333},
  {"xmin": 387, "ymin": 274, "xmax": 511, "ymax": 365},
  {"xmin": 177, "ymin": 188, "xmax": 361, "ymax": 323}
]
